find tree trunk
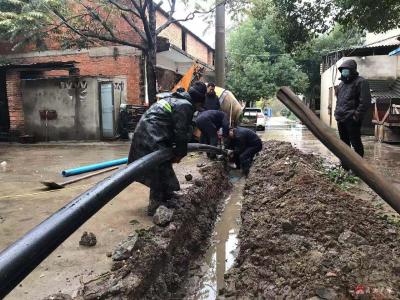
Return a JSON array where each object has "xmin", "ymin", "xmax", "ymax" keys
[
  {"xmin": 146, "ymin": 49, "xmax": 157, "ymax": 105},
  {"xmin": 146, "ymin": 1, "xmax": 157, "ymax": 105}
]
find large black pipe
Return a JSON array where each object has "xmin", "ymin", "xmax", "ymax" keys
[
  {"xmin": 0, "ymin": 144, "xmax": 225, "ymax": 298},
  {"xmin": 277, "ymin": 87, "xmax": 400, "ymax": 214}
]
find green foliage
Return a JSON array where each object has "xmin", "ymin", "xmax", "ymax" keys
[
  {"xmin": 226, "ymin": 17, "xmax": 309, "ymax": 104},
  {"xmin": 248, "ymin": 0, "xmax": 335, "ymax": 51},
  {"xmin": 0, "ymin": 0, "xmax": 65, "ymax": 50},
  {"xmin": 294, "ymin": 25, "xmax": 365, "ymax": 103},
  {"xmin": 321, "ymin": 163, "xmax": 360, "ymax": 190},
  {"xmin": 334, "ymin": 0, "xmax": 400, "ymax": 33}
]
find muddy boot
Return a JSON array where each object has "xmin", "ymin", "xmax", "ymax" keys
[
  {"xmin": 163, "ymin": 191, "xmax": 183, "ymax": 209},
  {"xmin": 147, "ymin": 191, "xmax": 162, "ymax": 216}
]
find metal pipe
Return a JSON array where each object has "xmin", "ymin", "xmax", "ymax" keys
[
  {"xmin": 277, "ymin": 87, "xmax": 400, "ymax": 214},
  {"xmin": 215, "ymin": 0, "xmax": 226, "ymax": 87},
  {"xmin": 62, "ymin": 158, "xmax": 128, "ymax": 177},
  {"xmin": 0, "ymin": 144, "xmax": 225, "ymax": 298}
]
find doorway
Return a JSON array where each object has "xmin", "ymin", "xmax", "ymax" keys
[
  {"xmin": 0, "ymin": 71, "xmax": 9, "ymax": 133},
  {"xmin": 99, "ymin": 82, "xmax": 115, "ymax": 139}
]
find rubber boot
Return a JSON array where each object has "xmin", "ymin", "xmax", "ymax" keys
[{"xmin": 147, "ymin": 190, "xmax": 163, "ymax": 216}]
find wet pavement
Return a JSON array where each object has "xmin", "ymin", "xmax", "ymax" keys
[
  {"xmin": 191, "ymin": 117, "xmax": 400, "ymax": 299},
  {"xmin": 0, "ymin": 142, "xmax": 202, "ymax": 299},
  {"xmin": 1, "ymin": 117, "xmax": 399, "ymax": 299}
]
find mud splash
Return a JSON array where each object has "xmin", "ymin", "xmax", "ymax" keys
[
  {"xmin": 223, "ymin": 141, "xmax": 400, "ymax": 299},
  {"xmin": 74, "ymin": 162, "xmax": 231, "ymax": 299}
]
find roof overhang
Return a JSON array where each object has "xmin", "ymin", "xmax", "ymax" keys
[
  {"xmin": 0, "ymin": 61, "xmax": 77, "ymax": 71},
  {"xmin": 157, "ymin": 44, "xmax": 214, "ymax": 77}
]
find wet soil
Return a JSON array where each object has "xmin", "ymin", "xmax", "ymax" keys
[
  {"xmin": 183, "ymin": 173, "xmax": 244, "ymax": 300},
  {"xmin": 75, "ymin": 162, "xmax": 231, "ymax": 299},
  {"xmin": 223, "ymin": 141, "xmax": 400, "ymax": 299}
]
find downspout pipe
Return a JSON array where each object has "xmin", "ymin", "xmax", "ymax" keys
[{"xmin": 0, "ymin": 144, "xmax": 226, "ymax": 298}]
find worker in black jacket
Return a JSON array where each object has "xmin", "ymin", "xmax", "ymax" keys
[
  {"xmin": 128, "ymin": 81, "xmax": 207, "ymax": 216},
  {"xmin": 335, "ymin": 59, "xmax": 371, "ymax": 169},
  {"xmin": 226, "ymin": 127, "xmax": 262, "ymax": 176},
  {"xmin": 204, "ymin": 82, "xmax": 220, "ymax": 110},
  {"xmin": 195, "ymin": 109, "xmax": 229, "ymax": 159}
]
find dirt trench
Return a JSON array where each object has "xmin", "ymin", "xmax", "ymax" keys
[
  {"xmin": 71, "ymin": 162, "xmax": 231, "ymax": 299},
  {"xmin": 222, "ymin": 141, "xmax": 400, "ymax": 299}
]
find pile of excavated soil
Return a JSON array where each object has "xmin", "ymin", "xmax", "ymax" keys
[
  {"xmin": 223, "ymin": 141, "xmax": 400, "ymax": 299},
  {"xmin": 75, "ymin": 162, "xmax": 231, "ymax": 300}
]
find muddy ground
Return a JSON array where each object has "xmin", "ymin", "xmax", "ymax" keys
[
  {"xmin": 74, "ymin": 162, "xmax": 231, "ymax": 299},
  {"xmin": 223, "ymin": 141, "xmax": 400, "ymax": 299}
]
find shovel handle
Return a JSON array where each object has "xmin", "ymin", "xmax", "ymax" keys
[{"xmin": 61, "ymin": 166, "xmax": 120, "ymax": 186}]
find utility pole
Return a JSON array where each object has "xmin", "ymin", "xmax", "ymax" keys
[{"xmin": 215, "ymin": 0, "xmax": 225, "ymax": 87}]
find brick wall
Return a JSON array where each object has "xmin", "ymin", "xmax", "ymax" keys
[
  {"xmin": 155, "ymin": 11, "xmax": 213, "ymax": 67},
  {"xmin": 156, "ymin": 12, "xmax": 182, "ymax": 49},
  {"xmin": 6, "ymin": 70, "xmax": 24, "ymax": 133},
  {"xmin": 186, "ymin": 33, "xmax": 209, "ymax": 64},
  {"xmin": 8, "ymin": 51, "xmax": 143, "ymax": 105}
]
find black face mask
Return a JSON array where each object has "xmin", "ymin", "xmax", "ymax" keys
[{"xmin": 208, "ymin": 91, "xmax": 216, "ymax": 97}]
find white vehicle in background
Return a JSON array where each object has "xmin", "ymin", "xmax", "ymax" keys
[{"xmin": 241, "ymin": 108, "xmax": 266, "ymax": 131}]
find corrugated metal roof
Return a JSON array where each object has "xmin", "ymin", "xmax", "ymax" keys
[{"xmin": 369, "ymin": 79, "xmax": 400, "ymax": 100}]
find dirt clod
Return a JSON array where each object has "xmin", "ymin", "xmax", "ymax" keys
[
  {"xmin": 43, "ymin": 293, "xmax": 72, "ymax": 300},
  {"xmin": 185, "ymin": 174, "xmax": 193, "ymax": 181},
  {"xmin": 224, "ymin": 141, "xmax": 400, "ymax": 299},
  {"xmin": 79, "ymin": 232, "xmax": 97, "ymax": 247},
  {"xmin": 153, "ymin": 206, "xmax": 174, "ymax": 227},
  {"xmin": 112, "ymin": 233, "xmax": 138, "ymax": 261}
]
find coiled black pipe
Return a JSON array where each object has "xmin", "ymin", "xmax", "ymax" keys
[{"xmin": 0, "ymin": 143, "xmax": 226, "ymax": 298}]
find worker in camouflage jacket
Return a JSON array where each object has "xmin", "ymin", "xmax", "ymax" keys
[
  {"xmin": 335, "ymin": 59, "xmax": 371, "ymax": 169},
  {"xmin": 128, "ymin": 81, "xmax": 207, "ymax": 216}
]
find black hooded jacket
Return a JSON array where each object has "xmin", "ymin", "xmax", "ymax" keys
[
  {"xmin": 334, "ymin": 60, "xmax": 371, "ymax": 123},
  {"xmin": 128, "ymin": 91, "xmax": 194, "ymax": 163}
]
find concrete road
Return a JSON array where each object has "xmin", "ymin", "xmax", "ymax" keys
[{"xmin": 0, "ymin": 142, "xmax": 202, "ymax": 299}]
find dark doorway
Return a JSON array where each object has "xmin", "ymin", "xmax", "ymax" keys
[{"xmin": 0, "ymin": 71, "xmax": 9, "ymax": 133}]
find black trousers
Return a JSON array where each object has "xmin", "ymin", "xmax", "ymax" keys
[
  {"xmin": 337, "ymin": 118, "xmax": 364, "ymax": 169},
  {"xmin": 198, "ymin": 121, "xmax": 218, "ymax": 159},
  {"xmin": 234, "ymin": 141, "xmax": 263, "ymax": 175}
]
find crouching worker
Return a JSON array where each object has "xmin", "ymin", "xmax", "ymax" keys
[
  {"xmin": 195, "ymin": 110, "xmax": 229, "ymax": 159},
  {"xmin": 226, "ymin": 127, "xmax": 262, "ymax": 176},
  {"xmin": 128, "ymin": 81, "xmax": 207, "ymax": 216}
]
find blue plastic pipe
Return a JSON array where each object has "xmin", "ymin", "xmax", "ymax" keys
[{"xmin": 62, "ymin": 157, "xmax": 128, "ymax": 177}]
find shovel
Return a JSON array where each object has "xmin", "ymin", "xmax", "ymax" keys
[{"xmin": 41, "ymin": 166, "xmax": 119, "ymax": 190}]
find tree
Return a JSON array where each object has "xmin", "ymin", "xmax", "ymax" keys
[
  {"xmin": 334, "ymin": 0, "xmax": 400, "ymax": 33},
  {"xmin": 248, "ymin": 0, "xmax": 335, "ymax": 52},
  {"xmin": 0, "ymin": 0, "xmax": 66, "ymax": 50},
  {"xmin": 226, "ymin": 17, "xmax": 309, "ymax": 104},
  {"xmin": 294, "ymin": 25, "xmax": 365, "ymax": 105}
]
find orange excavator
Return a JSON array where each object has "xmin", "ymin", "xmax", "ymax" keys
[{"xmin": 172, "ymin": 64, "xmax": 244, "ymax": 127}]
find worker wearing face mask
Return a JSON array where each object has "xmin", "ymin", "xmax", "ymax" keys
[{"xmin": 334, "ymin": 59, "xmax": 371, "ymax": 169}]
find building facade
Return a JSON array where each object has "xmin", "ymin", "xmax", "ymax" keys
[
  {"xmin": 320, "ymin": 42, "xmax": 400, "ymax": 134},
  {"xmin": 0, "ymin": 9, "xmax": 215, "ymax": 141}
]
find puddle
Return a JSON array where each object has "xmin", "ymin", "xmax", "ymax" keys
[{"xmin": 192, "ymin": 173, "xmax": 244, "ymax": 300}]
